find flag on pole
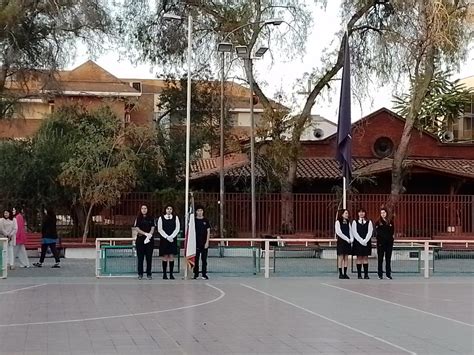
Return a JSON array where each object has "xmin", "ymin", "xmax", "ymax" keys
[
  {"xmin": 184, "ymin": 203, "xmax": 196, "ymax": 269},
  {"xmin": 336, "ymin": 33, "xmax": 353, "ymax": 182}
]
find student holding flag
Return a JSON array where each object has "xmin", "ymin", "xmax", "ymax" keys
[
  {"xmin": 193, "ymin": 204, "xmax": 210, "ymax": 280},
  {"xmin": 157, "ymin": 205, "xmax": 180, "ymax": 279}
]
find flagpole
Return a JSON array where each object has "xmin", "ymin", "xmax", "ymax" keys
[{"xmin": 343, "ymin": 177, "xmax": 347, "ymax": 209}]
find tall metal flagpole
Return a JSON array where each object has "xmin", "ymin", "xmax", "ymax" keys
[
  {"xmin": 184, "ymin": 14, "xmax": 192, "ymax": 279},
  {"xmin": 219, "ymin": 52, "xmax": 225, "ymax": 241}
]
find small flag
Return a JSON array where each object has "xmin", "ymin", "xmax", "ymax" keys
[
  {"xmin": 184, "ymin": 204, "xmax": 196, "ymax": 268},
  {"xmin": 336, "ymin": 33, "xmax": 353, "ymax": 182}
]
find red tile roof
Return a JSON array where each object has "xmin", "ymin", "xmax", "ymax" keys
[
  {"xmin": 355, "ymin": 158, "xmax": 474, "ymax": 179},
  {"xmin": 191, "ymin": 156, "xmax": 474, "ymax": 180},
  {"xmin": 191, "ymin": 157, "xmax": 378, "ymax": 180}
]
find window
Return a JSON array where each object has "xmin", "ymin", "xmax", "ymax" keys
[{"xmin": 373, "ymin": 137, "xmax": 394, "ymax": 158}]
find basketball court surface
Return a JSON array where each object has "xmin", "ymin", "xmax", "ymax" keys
[{"xmin": 0, "ymin": 262, "xmax": 472, "ymax": 354}]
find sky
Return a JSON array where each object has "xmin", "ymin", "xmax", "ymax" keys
[{"xmin": 70, "ymin": 1, "xmax": 474, "ymax": 123}]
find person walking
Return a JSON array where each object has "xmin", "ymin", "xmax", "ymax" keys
[
  {"xmin": 13, "ymin": 207, "xmax": 29, "ymax": 268},
  {"xmin": 33, "ymin": 208, "xmax": 60, "ymax": 268},
  {"xmin": 193, "ymin": 204, "xmax": 211, "ymax": 280},
  {"xmin": 133, "ymin": 205, "xmax": 155, "ymax": 280},
  {"xmin": 351, "ymin": 208, "xmax": 373, "ymax": 279},
  {"xmin": 157, "ymin": 205, "xmax": 180, "ymax": 280},
  {"xmin": 0, "ymin": 209, "xmax": 18, "ymax": 270},
  {"xmin": 375, "ymin": 208, "xmax": 394, "ymax": 279},
  {"xmin": 335, "ymin": 209, "xmax": 353, "ymax": 279}
]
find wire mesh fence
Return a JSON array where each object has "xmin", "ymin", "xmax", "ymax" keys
[{"xmin": 433, "ymin": 247, "xmax": 474, "ymax": 274}]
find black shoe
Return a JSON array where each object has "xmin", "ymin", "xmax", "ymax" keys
[
  {"xmin": 193, "ymin": 275, "xmax": 198, "ymax": 279},
  {"xmin": 358, "ymin": 275, "xmax": 363, "ymax": 279},
  {"xmin": 339, "ymin": 274, "xmax": 344, "ymax": 279},
  {"xmin": 51, "ymin": 263, "xmax": 60, "ymax": 268},
  {"xmin": 378, "ymin": 275, "xmax": 383, "ymax": 280},
  {"xmin": 343, "ymin": 274, "xmax": 350, "ymax": 279},
  {"xmin": 201, "ymin": 275, "xmax": 209, "ymax": 280},
  {"xmin": 387, "ymin": 275, "xmax": 392, "ymax": 279},
  {"xmin": 147, "ymin": 275, "xmax": 152, "ymax": 280},
  {"xmin": 163, "ymin": 274, "xmax": 168, "ymax": 280},
  {"xmin": 169, "ymin": 274, "xmax": 175, "ymax": 280},
  {"xmin": 33, "ymin": 262, "xmax": 42, "ymax": 268},
  {"xmin": 138, "ymin": 275, "xmax": 143, "ymax": 280},
  {"xmin": 364, "ymin": 275, "xmax": 370, "ymax": 279}
]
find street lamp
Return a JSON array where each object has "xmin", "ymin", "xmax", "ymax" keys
[
  {"xmin": 234, "ymin": 44, "xmax": 269, "ymax": 242},
  {"xmin": 216, "ymin": 19, "xmax": 282, "ymax": 241}
]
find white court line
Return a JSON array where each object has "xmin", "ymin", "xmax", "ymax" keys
[
  {"xmin": 323, "ymin": 283, "xmax": 473, "ymax": 328},
  {"xmin": 0, "ymin": 283, "xmax": 225, "ymax": 327},
  {"xmin": 0, "ymin": 284, "xmax": 47, "ymax": 295},
  {"xmin": 361, "ymin": 284, "xmax": 454, "ymax": 302},
  {"xmin": 241, "ymin": 283, "xmax": 416, "ymax": 355}
]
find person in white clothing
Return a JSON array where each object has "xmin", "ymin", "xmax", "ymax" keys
[
  {"xmin": 0, "ymin": 209, "xmax": 18, "ymax": 270},
  {"xmin": 351, "ymin": 208, "xmax": 373, "ymax": 279},
  {"xmin": 157, "ymin": 205, "xmax": 180, "ymax": 280},
  {"xmin": 335, "ymin": 209, "xmax": 353, "ymax": 279}
]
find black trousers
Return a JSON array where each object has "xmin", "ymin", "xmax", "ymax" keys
[
  {"xmin": 377, "ymin": 240, "xmax": 393, "ymax": 277},
  {"xmin": 39, "ymin": 243, "xmax": 60, "ymax": 263},
  {"xmin": 136, "ymin": 236, "xmax": 154, "ymax": 277},
  {"xmin": 193, "ymin": 247, "xmax": 208, "ymax": 277}
]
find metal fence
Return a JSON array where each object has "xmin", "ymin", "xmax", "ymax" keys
[
  {"xmin": 3, "ymin": 193, "xmax": 473, "ymax": 239},
  {"xmin": 109, "ymin": 193, "xmax": 474, "ymax": 238},
  {"xmin": 95, "ymin": 238, "xmax": 474, "ymax": 278}
]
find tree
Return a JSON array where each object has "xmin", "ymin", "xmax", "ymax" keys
[
  {"xmin": 393, "ymin": 69, "xmax": 473, "ymax": 135},
  {"xmin": 56, "ymin": 105, "xmax": 161, "ymax": 242},
  {"xmin": 153, "ymin": 74, "xmax": 232, "ymax": 189},
  {"xmin": 0, "ymin": 0, "xmax": 111, "ymax": 117},
  {"xmin": 379, "ymin": 0, "xmax": 471, "ymax": 202}
]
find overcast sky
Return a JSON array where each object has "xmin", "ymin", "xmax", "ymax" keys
[{"xmin": 70, "ymin": 1, "xmax": 474, "ymax": 122}]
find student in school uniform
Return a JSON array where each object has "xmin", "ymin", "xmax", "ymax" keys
[
  {"xmin": 193, "ymin": 204, "xmax": 211, "ymax": 280},
  {"xmin": 351, "ymin": 208, "xmax": 373, "ymax": 279},
  {"xmin": 133, "ymin": 205, "xmax": 155, "ymax": 280},
  {"xmin": 335, "ymin": 209, "xmax": 353, "ymax": 279},
  {"xmin": 375, "ymin": 207, "xmax": 395, "ymax": 279},
  {"xmin": 157, "ymin": 205, "xmax": 180, "ymax": 280}
]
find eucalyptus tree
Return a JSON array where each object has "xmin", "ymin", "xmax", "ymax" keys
[{"xmin": 0, "ymin": 0, "xmax": 112, "ymax": 117}]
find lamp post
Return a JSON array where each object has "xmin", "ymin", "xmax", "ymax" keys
[
  {"xmin": 216, "ymin": 19, "xmax": 281, "ymax": 241},
  {"xmin": 235, "ymin": 45, "xmax": 268, "ymax": 241}
]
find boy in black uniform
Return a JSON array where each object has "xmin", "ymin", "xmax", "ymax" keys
[{"xmin": 193, "ymin": 205, "xmax": 211, "ymax": 280}]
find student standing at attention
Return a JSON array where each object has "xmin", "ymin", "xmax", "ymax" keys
[
  {"xmin": 335, "ymin": 209, "xmax": 353, "ymax": 279},
  {"xmin": 375, "ymin": 208, "xmax": 395, "ymax": 279},
  {"xmin": 351, "ymin": 208, "xmax": 373, "ymax": 279},
  {"xmin": 193, "ymin": 204, "xmax": 210, "ymax": 280},
  {"xmin": 134, "ymin": 205, "xmax": 155, "ymax": 280},
  {"xmin": 157, "ymin": 205, "xmax": 180, "ymax": 280}
]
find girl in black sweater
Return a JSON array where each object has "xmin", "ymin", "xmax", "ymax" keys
[
  {"xmin": 134, "ymin": 205, "xmax": 155, "ymax": 280},
  {"xmin": 375, "ymin": 208, "xmax": 394, "ymax": 279}
]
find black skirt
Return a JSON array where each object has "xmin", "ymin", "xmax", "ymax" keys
[
  {"xmin": 352, "ymin": 239, "xmax": 372, "ymax": 256},
  {"xmin": 337, "ymin": 237, "xmax": 352, "ymax": 255},
  {"xmin": 159, "ymin": 237, "xmax": 178, "ymax": 256}
]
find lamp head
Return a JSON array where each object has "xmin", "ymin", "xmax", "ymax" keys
[
  {"xmin": 235, "ymin": 45, "xmax": 249, "ymax": 58},
  {"xmin": 254, "ymin": 46, "xmax": 268, "ymax": 58},
  {"xmin": 265, "ymin": 18, "xmax": 283, "ymax": 26},
  {"xmin": 163, "ymin": 13, "xmax": 182, "ymax": 21},
  {"xmin": 217, "ymin": 42, "xmax": 233, "ymax": 53}
]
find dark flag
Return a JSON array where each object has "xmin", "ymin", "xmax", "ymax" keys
[{"xmin": 336, "ymin": 33, "xmax": 352, "ymax": 182}]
